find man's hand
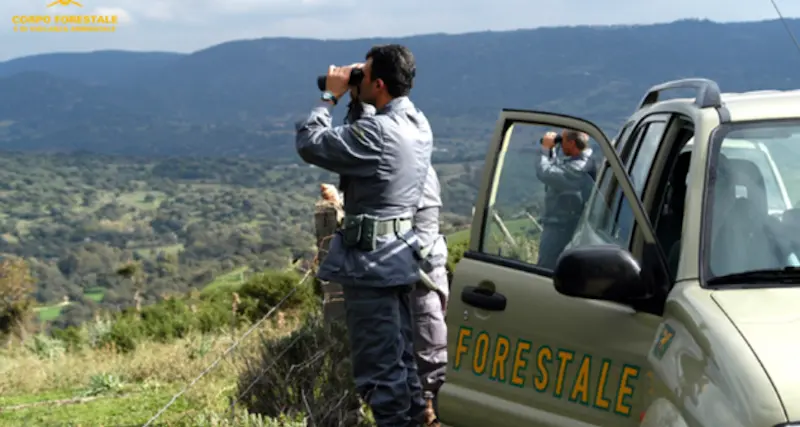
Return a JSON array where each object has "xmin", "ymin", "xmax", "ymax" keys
[
  {"xmin": 325, "ymin": 63, "xmax": 364, "ymax": 100},
  {"xmin": 541, "ymin": 131, "xmax": 558, "ymax": 150}
]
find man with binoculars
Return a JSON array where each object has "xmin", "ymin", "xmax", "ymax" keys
[
  {"xmin": 535, "ymin": 129, "xmax": 597, "ymax": 269},
  {"xmin": 296, "ymin": 44, "xmax": 438, "ymax": 427},
  {"xmin": 343, "ymin": 89, "xmax": 449, "ymax": 427}
]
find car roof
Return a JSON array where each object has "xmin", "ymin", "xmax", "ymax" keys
[{"xmin": 663, "ymin": 89, "xmax": 800, "ymax": 122}]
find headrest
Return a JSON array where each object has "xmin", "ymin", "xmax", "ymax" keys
[
  {"xmin": 728, "ymin": 158, "xmax": 765, "ymax": 188},
  {"xmin": 713, "ymin": 154, "xmax": 736, "ymax": 204}
]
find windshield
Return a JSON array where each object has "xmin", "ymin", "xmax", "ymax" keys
[{"xmin": 705, "ymin": 120, "xmax": 800, "ymax": 282}]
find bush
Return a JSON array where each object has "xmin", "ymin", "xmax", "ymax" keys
[
  {"xmin": 237, "ymin": 270, "xmax": 316, "ymax": 322},
  {"xmin": 102, "ymin": 314, "xmax": 140, "ymax": 353},
  {"xmin": 237, "ymin": 310, "xmax": 371, "ymax": 427},
  {"xmin": 25, "ymin": 333, "xmax": 65, "ymax": 360},
  {"xmin": 43, "ymin": 267, "xmax": 315, "ymax": 353},
  {"xmin": 446, "ymin": 239, "xmax": 468, "ymax": 284},
  {"xmin": 50, "ymin": 325, "xmax": 85, "ymax": 352}
]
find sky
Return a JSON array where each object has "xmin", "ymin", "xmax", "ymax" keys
[{"xmin": 2, "ymin": 0, "xmax": 800, "ymax": 61}]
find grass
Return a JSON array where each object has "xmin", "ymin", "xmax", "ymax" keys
[
  {"xmin": 0, "ymin": 315, "xmax": 302, "ymax": 426},
  {"xmin": 446, "ymin": 216, "xmax": 537, "ymax": 246},
  {"xmin": 202, "ymin": 267, "xmax": 249, "ymax": 295},
  {"xmin": 35, "ymin": 289, "xmax": 106, "ymax": 322},
  {"xmin": 36, "ymin": 305, "xmax": 66, "ymax": 322}
]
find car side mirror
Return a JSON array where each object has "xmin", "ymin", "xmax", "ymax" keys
[{"xmin": 553, "ymin": 244, "xmax": 650, "ymax": 304}]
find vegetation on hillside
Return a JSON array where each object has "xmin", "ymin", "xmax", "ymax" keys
[
  {"xmin": 0, "ymin": 237, "xmax": 470, "ymax": 426},
  {"xmin": 0, "ymin": 152, "xmax": 478, "ymax": 331},
  {"xmin": 5, "ymin": 17, "xmax": 800, "ymax": 425}
]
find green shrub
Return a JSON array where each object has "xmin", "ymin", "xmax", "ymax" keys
[
  {"xmin": 237, "ymin": 310, "xmax": 370, "ymax": 427},
  {"xmin": 50, "ymin": 325, "xmax": 85, "ymax": 352},
  {"xmin": 139, "ymin": 298, "xmax": 195, "ymax": 342},
  {"xmin": 102, "ymin": 314, "xmax": 140, "ymax": 353},
  {"xmin": 446, "ymin": 239, "xmax": 468, "ymax": 283},
  {"xmin": 44, "ymin": 267, "xmax": 316, "ymax": 352},
  {"xmin": 237, "ymin": 270, "xmax": 316, "ymax": 321},
  {"xmin": 195, "ymin": 290, "xmax": 249, "ymax": 334}
]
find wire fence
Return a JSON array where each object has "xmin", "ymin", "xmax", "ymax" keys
[
  {"xmin": 141, "ymin": 269, "xmax": 314, "ymax": 427},
  {"xmin": 140, "ymin": 210, "xmax": 352, "ymax": 426}
]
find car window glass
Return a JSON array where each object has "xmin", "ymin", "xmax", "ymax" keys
[
  {"xmin": 612, "ymin": 122, "xmax": 634, "ymax": 154},
  {"xmin": 629, "ymin": 121, "xmax": 668, "ymax": 196},
  {"xmin": 479, "ymin": 123, "xmax": 604, "ymax": 271},
  {"xmin": 721, "ymin": 143, "xmax": 787, "ymax": 212},
  {"xmin": 706, "ymin": 124, "xmax": 800, "ymax": 279},
  {"xmin": 586, "ymin": 169, "xmax": 636, "ymax": 247},
  {"xmin": 591, "ymin": 119, "xmax": 668, "ymax": 248}
]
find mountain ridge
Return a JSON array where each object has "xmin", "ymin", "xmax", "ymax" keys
[{"xmin": 1, "ymin": 18, "xmax": 799, "ymax": 160}]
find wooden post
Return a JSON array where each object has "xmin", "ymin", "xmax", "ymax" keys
[
  {"xmin": 314, "ymin": 185, "xmax": 345, "ymax": 324},
  {"xmin": 134, "ymin": 290, "xmax": 142, "ymax": 313}
]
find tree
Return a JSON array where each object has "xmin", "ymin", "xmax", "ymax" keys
[
  {"xmin": 0, "ymin": 256, "xmax": 35, "ymax": 344},
  {"xmin": 116, "ymin": 261, "xmax": 144, "ymax": 312}
]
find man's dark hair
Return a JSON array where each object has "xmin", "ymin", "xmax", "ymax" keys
[
  {"xmin": 365, "ymin": 44, "xmax": 416, "ymax": 98},
  {"xmin": 564, "ymin": 130, "xmax": 589, "ymax": 150}
]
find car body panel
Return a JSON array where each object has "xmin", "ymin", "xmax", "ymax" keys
[
  {"xmin": 644, "ymin": 281, "xmax": 787, "ymax": 427},
  {"xmin": 442, "ymin": 255, "xmax": 661, "ymax": 426},
  {"xmin": 711, "ymin": 287, "xmax": 800, "ymax": 420},
  {"xmin": 673, "ymin": 107, "xmax": 720, "ymax": 283}
]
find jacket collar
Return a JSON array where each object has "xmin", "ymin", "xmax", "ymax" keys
[
  {"xmin": 565, "ymin": 147, "xmax": 593, "ymax": 161},
  {"xmin": 378, "ymin": 96, "xmax": 413, "ymax": 114}
]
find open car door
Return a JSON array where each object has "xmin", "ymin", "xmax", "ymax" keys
[{"xmin": 439, "ymin": 109, "xmax": 670, "ymax": 427}]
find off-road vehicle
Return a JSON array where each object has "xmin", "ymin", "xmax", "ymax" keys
[{"xmin": 440, "ymin": 78, "xmax": 800, "ymax": 427}]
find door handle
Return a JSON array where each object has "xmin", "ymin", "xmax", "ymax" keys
[{"xmin": 461, "ymin": 285, "xmax": 507, "ymax": 311}]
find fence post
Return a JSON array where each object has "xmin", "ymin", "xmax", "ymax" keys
[{"xmin": 313, "ymin": 187, "xmax": 345, "ymax": 324}]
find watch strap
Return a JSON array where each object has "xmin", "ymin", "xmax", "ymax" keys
[{"xmin": 321, "ymin": 91, "xmax": 338, "ymax": 105}]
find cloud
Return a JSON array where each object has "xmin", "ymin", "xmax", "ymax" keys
[
  {"xmin": 92, "ymin": 7, "xmax": 132, "ymax": 24},
  {"xmin": 1, "ymin": 0, "xmax": 800, "ymax": 61}
]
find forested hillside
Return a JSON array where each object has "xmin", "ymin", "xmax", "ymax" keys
[
  {"xmin": 1, "ymin": 18, "xmax": 799, "ymax": 161},
  {"xmin": 0, "ymin": 153, "xmax": 476, "ymax": 328},
  {"xmin": 2, "ymin": 16, "xmax": 800, "ymax": 329}
]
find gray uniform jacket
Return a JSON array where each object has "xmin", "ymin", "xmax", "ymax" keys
[
  {"xmin": 347, "ymin": 101, "xmax": 450, "ymax": 398},
  {"xmin": 534, "ymin": 145, "xmax": 596, "ymax": 226},
  {"xmin": 348, "ymin": 103, "xmax": 448, "ymax": 271},
  {"xmin": 296, "ymin": 97, "xmax": 433, "ymax": 288}
]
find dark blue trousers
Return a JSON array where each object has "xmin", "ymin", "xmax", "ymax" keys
[
  {"xmin": 342, "ymin": 284, "xmax": 427, "ymax": 427},
  {"xmin": 537, "ymin": 222, "xmax": 578, "ymax": 270}
]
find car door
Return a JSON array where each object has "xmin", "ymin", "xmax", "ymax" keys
[{"xmin": 439, "ymin": 110, "xmax": 666, "ymax": 427}]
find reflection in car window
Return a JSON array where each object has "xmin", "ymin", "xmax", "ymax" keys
[
  {"xmin": 706, "ymin": 122, "xmax": 800, "ymax": 280},
  {"xmin": 630, "ymin": 121, "xmax": 667, "ymax": 196},
  {"xmin": 586, "ymin": 120, "xmax": 665, "ymax": 249},
  {"xmin": 722, "ymin": 143, "xmax": 787, "ymax": 212},
  {"xmin": 479, "ymin": 123, "xmax": 603, "ymax": 271},
  {"xmin": 584, "ymin": 171, "xmax": 636, "ymax": 247}
]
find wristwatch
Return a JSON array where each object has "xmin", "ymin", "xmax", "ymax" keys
[{"xmin": 321, "ymin": 91, "xmax": 338, "ymax": 105}]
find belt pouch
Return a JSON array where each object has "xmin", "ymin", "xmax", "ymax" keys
[
  {"xmin": 358, "ymin": 215, "xmax": 379, "ymax": 252},
  {"xmin": 342, "ymin": 215, "xmax": 363, "ymax": 247}
]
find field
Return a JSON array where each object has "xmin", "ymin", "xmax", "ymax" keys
[
  {"xmin": 35, "ymin": 289, "xmax": 104, "ymax": 322},
  {"xmin": 0, "ymin": 319, "xmax": 299, "ymax": 426}
]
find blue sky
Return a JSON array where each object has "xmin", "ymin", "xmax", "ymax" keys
[{"xmin": 2, "ymin": 0, "xmax": 800, "ymax": 61}]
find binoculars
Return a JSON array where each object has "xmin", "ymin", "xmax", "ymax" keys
[
  {"xmin": 316, "ymin": 68, "xmax": 365, "ymax": 92},
  {"xmin": 539, "ymin": 134, "xmax": 563, "ymax": 145}
]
